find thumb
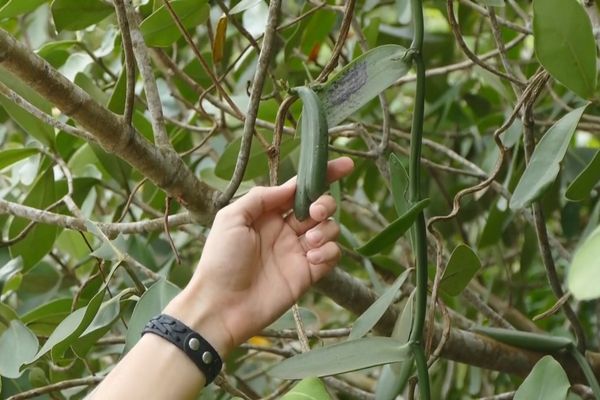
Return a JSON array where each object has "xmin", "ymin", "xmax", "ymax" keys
[{"xmin": 229, "ymin": 183, "xmax": 296, "ymax": 224}]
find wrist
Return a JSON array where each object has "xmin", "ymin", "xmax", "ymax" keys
[{"xmin": 162, "ymin": 287, "xmax": 235, "ymax": 358}]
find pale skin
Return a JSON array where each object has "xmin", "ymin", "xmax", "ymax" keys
[{"xmin": 88, "ymin": 157, "xmax": 354, "ymax": 400}]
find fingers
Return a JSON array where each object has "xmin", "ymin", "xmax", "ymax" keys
[
  {"xmin": 299, "ymin": 218, "xmax": 340, "ymax": 252},
  {"xmin": 306, "ymin": 241, "xmax": 341, "ymax": 282},
  {"xmin": 221, "ymin": 184, "xmax": 295, "ymax": 225},
  {"xmin": 287, "ymin": 194, "xmax": 337, "ymax": 235},
  {"xmin": 325, "ymin": 156, "xmax": 354, "ymax": 183},
  {"xmin": 222, "ymin": 156, "xmax": 354, "ymax": 226}
]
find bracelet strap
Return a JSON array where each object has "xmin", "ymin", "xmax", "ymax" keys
[{"xmin": 142, "ymin": 314, "xmax": 222, "ymax": 384}]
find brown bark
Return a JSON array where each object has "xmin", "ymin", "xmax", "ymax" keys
[{"xmin": 0, "ymin": 28, "xmax": 217, "ymax": 223}]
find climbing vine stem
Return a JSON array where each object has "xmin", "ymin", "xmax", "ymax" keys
[{"xmin": 407, "ymin": 0, "xmax": 430, "ymax": 398}]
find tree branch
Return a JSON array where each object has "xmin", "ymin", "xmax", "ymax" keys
[
  {"xmin": 0, "ymin": 197, "xmax": 193, "ymax": 237},
  {"xmin": 0, "ymin": 28, "xmax": 217, "ymax": 222}
]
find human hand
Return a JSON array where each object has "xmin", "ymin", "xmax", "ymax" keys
[{"xmin": 165, "ymin": 157, "xmax": 354, "ymax": 356}]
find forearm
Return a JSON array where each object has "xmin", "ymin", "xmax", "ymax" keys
[{"xmin": 89, "ymin": 288, "xmax": 232, "ymax": 400}]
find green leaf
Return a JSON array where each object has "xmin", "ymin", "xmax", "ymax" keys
[
  {"xmin": 316, "ymin": 45, "xmax": 412, "ymax": 127},
  {"xmin": 9, "ymin": 168, "xmax": 59, "ymax": 271},
  {"xmin": 270, "ymin": 337, "xmax": 410, "ymax": 379},
  {"xmin": 0, "ymin": 0, "xmax": 46, "ymax": 19},
  {"xmin": 36, "ymin": 40, "xmax": 80, "ymax": 67},
  {"xmin": 533, "ymin": 0, "xmax": 597, "ymax": 98},
  {"xmin": 391, "ymin": 289, "xmax": 415, "ymax": 346},
  {"xmin": 0, "ymin": 257, "xmax": 21, "ymax": 294},
  {"xmin": 566, "ymin": 149, "xmax": 600, "ymax": 202},
  {"xmin": 373, "ymin": 291, "xmax": 416, "ymax": 400},
  {"xmin": 215, "ymin": 132, "xmax": 299, "ymax": 180},
  {"xmin": 389, "ymin": 153, "xmax": 410, "ymax": 216},
  {"xmin": 356, "ymin": 198, "xmax": 430, "ymax": 256},
  {"xmin": 51, "ymin": 0, "xmax": 113, "ymax": 32},
  {"xmin": 124, "ymin": 279, "xmax": 181, "ymax": 353},
  {"xmin": 281, "ymin": 377, "xmax": 332, "ymax": 400},
  {"xmin": 568, "ymin": 225, "xmax": 600, "ymax": 300},
  {"xmin": 514, "ymin": 356, "xmax": 570, "ymax": 400},
  {"xmin": 88, "ymin": 230, "xmax": 128, "ymax": 262},
  {"xmin": 0, "ymin": 89, "xmax": 55, "ymax": 147},
  {"xmin": 72, "ymin": 289, "xmax": 130, "ymax": 357},
  {"xmin": 32, "ymin": 286, "xmax": 106, "ymax": 362},
  {"xmin": 440, "ymin": 244, "xmax": 481, "ymax": 296},
  {"xmin": 140, "ymin": 0, "xmax": 210, "ymax": 47},
  {"xmin": 0, "ymin": 303, "xmax": 18, "ymax": 337},
  {"xmin": 478, "ymin": 200, "xmax": 509, "ymax": 248},
  {"xmin": 0, "ymin": 148, "xmax": 38, "ymax": 170},
  {"xmin": 0, "ymin": 320, "xmax": 38, "ymax": 378},
  {"xmin": 21, "ymin": 298, "xmax": 72, "ymax": 325},
  {"xmin": 229, "ymin": 0, "xmax": 262, "ymax": 14},
  {"xmin": 510, "ymin": 105, "xmax": 587, "ymax": 210},
  {"xmin": 349, "ymin": 269, "xmax": 410, "ymax": 340},
  {"xmin": 473, "ymin": 326, "xmax": 573, "ymax": 352}
]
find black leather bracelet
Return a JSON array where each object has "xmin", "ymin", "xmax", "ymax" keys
[{"xmin": 142, "ymin": 314, "xmax": 223, "ymax": 384}]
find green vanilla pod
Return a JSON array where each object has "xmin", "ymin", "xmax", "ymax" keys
[
  {"xmin": 473, "ymin": 326, "xmax": 573, "ymax": 352},
  {"xmin": 293, "ymin": 86, "xmax": 329, "ymax": 221}
]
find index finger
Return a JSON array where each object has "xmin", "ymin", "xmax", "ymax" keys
[{"xmin": 228, "ymin": 157, "xmax": 354, "ymax": 224}]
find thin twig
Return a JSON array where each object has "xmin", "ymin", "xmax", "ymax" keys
[
  {"xmin": 113, "ymin": 0, "xmax": 136, "ymax": 125},
  {"xmin": 161, "ymin": 0, "xmax": 243, "ymax": 118},
  {"xmin": 6, "ymin": 376, "xmax": 103, "ymax": 400},
  {"xmin": 522, "ymin": 102, "xmax": 587, "ymax": 351},
  {"xmin": 216, "ymin": 0, "xmax": 282, "ymax": 207},
  {"xmin": 0, "ymin": 81, "xmax": 95, "ymax": 142},
  {"xmin": 316, "ymin": 0, "xmax": 356, "ymax": 82},
  {"xmin": 123, "ymin": 0, "xmax": 171, "ymax": 147},
  {"xmin": 269, "ymin": 96, "xmax": 297, "ymax": 185},
  {"xmin": 164, "ymin": 197, "xmax": 181, "ymax": 265},
  {"xmin": 446, "ymin": 0, "xmax": 525, "ymax": 87}
]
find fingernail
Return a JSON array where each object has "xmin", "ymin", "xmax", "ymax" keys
[
  {"xmin": 306, "ymin": 229, "xmax": 322, "ymax": 245},
  {"xmin": 312, "ymin": 204, "xmax": 326, "ymax": 220},
  {"xmin": 307, "ymin": 250, "xmax": 322, "ymax": 264}
]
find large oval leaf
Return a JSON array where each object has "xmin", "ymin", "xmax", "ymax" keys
[
  {"xmin": 0, "ymin": 148, "xmax": 38, "ymax": 170},
  {"xmin": 0, "ymin": 320, "xmax": 38, "ymax": 378},
  {"xmin": 514, "ymin": 356, "xmax": 570, "ymax": 400},
  {"xmin": 533, "ymin": 0, "xmax": 597, "ymax": 98},
  {"xmin": 269, "ymin": 337, "xmax": 410, "ymax": 379},
  {"xmin": 124, "ymin": 279, "xmax": 181, "ymax": 352},
  {"xmin": 568, "ymin": 225, "xmax": 600, "ymax": 300},
  {"xmin": 566, "ymin": 149, "xmax": 600, "ymax": 202},
  {"xmin": 510, "ymin": 105, "xmax": 587, "ymax": 210},
  {"xmin": 0, "ymin": 0, "xmax": 46, "ymax": 19},
  {"xmin": 440, "ymin": 244, "xmax": 481, "ymax": 296},
  {"xmin": 281, "ymin": 377, "xmax": 332, "ymax": 400},
  {"xmin": 140, "ymin": 0, "xmax": 210, "ymax": 48},
  {"xmin": 51, "ymin": 0, "xmax": 114, "ymax": 32},
  {"xmin": 315, "ymin": 45, "xmax": 412, "ymax": 127},
  {"xmin": 9, "ymin": 168, "xmax": 59, "ymax": 271}
]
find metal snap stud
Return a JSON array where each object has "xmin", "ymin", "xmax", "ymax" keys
[
  {"xmin": 202, "ymin": 351, "xmax": 213, "ymax": 364},
  {"xmin": 188, "ymin": 337, "xmax": 200, "ymax": 351}
]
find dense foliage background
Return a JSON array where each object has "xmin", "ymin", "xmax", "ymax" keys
[{"xmin": 1, "ymin": 0, "xmax": 600, "ymax": 399}]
